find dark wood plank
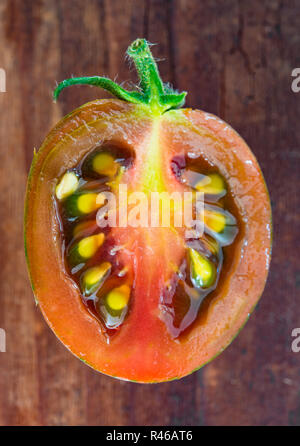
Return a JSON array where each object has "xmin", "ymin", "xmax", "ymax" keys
[{"xmin": 0, "ymin": 0, "xmax": 299, "ymax": 426}]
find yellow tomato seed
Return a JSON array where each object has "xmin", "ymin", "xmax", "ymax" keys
[
  {"xmin": 77, "ymin": 193, "xmax": 99, "ymax": 214},
  {"xmin": 106, "ymin": 285, "xmax": 130, "ymax": 311},
  {"xmin": 55, "ymin": 172, "xmax": 78, "ymax": 200},
  {"xmin": 77, "ymin": 233, "xmax": 105, "ymax": 259},
  {"xmin": 83, "ymin": 262, "xmax": 111, "ymax": 290},
  {"xmin": 195, "ymin": 173, "xmax": 225, "ymax": 195},
  {"xmin": 92, "ymin": 153, "xmax": 118, "ymax": 177},
  {"xmin": 189, "ymin": 248, "xmax": 215, "ymax": 287},
  {"xmin": 204, "ymin": 210, "xmax": 226, "ymax": 233}
]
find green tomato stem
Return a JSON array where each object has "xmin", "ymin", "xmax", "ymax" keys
[{"xmin": 53, "ymin": 38, "xmax": 186, "ymax": 114}]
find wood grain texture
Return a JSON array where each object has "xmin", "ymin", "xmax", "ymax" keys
[{"xmin": 0, "ymin": 0, "xmax": 299, "ymax": 426}]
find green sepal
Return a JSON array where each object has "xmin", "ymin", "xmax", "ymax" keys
[{"xmin": 54, "ymin": 76, "xmax": 144, "ymax": 104}]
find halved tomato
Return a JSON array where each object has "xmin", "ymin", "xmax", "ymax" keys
[{"xmin": 24, "ymin": 39, "xmax": 271, "ymax": 382}]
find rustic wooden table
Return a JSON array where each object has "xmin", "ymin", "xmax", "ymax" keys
[{"xmin": 0, "ymin": 0, "xmax": 299, "ymax": 426}]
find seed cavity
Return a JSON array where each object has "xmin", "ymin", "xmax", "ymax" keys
[
  {"xmin": 56, "ymin": 171, "xmax": 79, "ymax": 200},
  {"xmin": 189, "ymin": 248, "xmax": 216, "ymax": 289},
  {"xmin": 198, "ymin": 234, "xmax": 219, "ymax": 256},
  {"xmin": 73, "ymin": 220, "xmax": 98, "ymax": 238},
  {"xmin": 56, "ymin": 144, "xmax": 135, "ymax": 336}
]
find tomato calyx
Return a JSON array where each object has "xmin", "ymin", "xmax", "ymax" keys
[{"xmin": 53, "ymin": 39, "xmax": 187, "ymax": 115}]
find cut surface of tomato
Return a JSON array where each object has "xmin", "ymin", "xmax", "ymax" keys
[{"xmin": 25, "ymin": 39, "xmax": 271, "ymax": 382}]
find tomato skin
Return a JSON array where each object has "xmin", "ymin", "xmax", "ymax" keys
[{"xmin": 24, "ymin": 98, "xmax": 271, "ymax": 383}]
